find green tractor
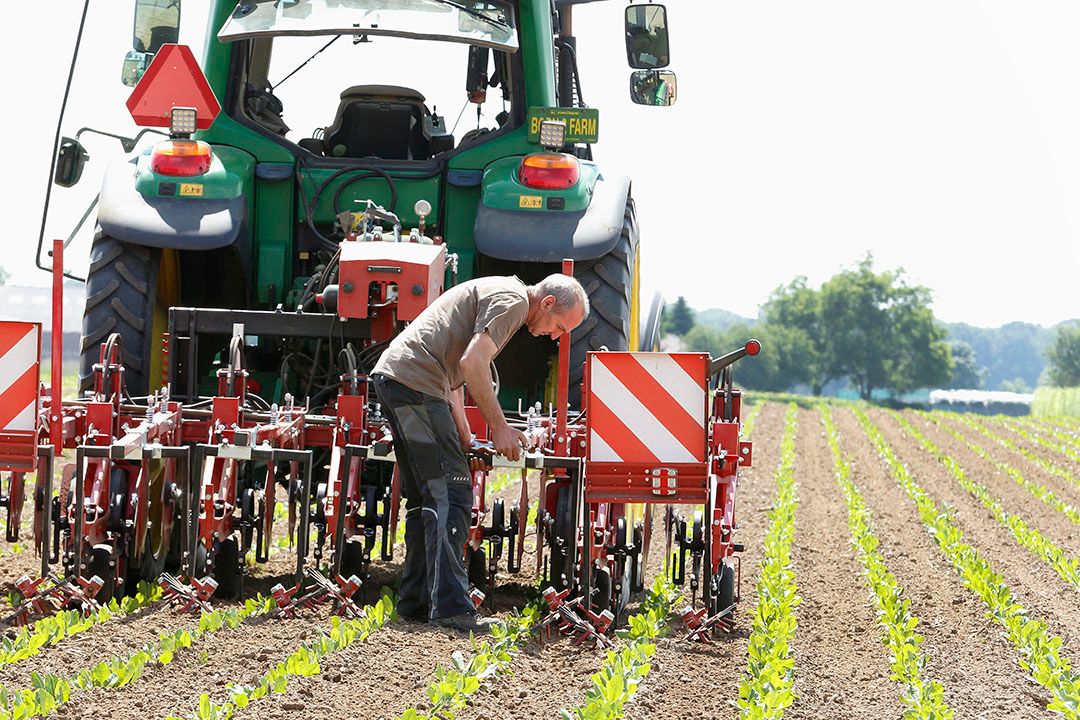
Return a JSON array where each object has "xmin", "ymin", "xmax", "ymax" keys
[{"xmin": 55, "ymin": 0, "xmax": 678, "ymax": 406}]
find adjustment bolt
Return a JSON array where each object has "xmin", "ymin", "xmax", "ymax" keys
[
  {"xmin": 412, "ymin": 284, "xmax": 424, "ymax": 296},
  {"xmin": 342, "ymin": 282, "xmax": 355, "ymax": 294}
]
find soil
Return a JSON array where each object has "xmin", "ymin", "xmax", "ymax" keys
[
  {"xmin": 629, "ymin": 402, "xmax": 785, "ymax": 720},
  {"xmin": 941, "ymin": 414, "xmax": 1080, "ymax": 509},
  {"xmin": 4, "ymin": 403, "xmax": 1080, "ymax": 719},
  {"xmin": 0, "ymin": 604, "xmax": 192, "ymax": 690},
  {"xmin": 834, "ymin": 407, "xmax": 1050, "ymax": 718},
  {"xmin": 787, "ymin": 407, "xmax": 902, "ymax": 719},
  {"xmin": 236, "ymin": 620, "xmax": 469, "ymax": 720},
  {"xmin": 59, "ymin": 612, "xmax": 326, "ymax": 719},
  {"xmin": 870, "ymin": 409, "xmax": 1080, "ymax": 659},
  {"xmin": 904, "ymin": 413, "xmax": 1080, "ymax": 556}
]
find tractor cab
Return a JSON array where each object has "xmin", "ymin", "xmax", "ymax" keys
[{"xmin": 217, "ymin": 0, "xmax": 518, "ymax": 166}]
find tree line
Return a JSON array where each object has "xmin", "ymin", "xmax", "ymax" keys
[{"xmin": 665, "ymin": 256, "xmax": 1080, "ymax": 399}]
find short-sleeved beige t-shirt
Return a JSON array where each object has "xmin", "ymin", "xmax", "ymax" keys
[{"xmin": 372, "ymin": 276, "xmax": 529, "ymax": 399}]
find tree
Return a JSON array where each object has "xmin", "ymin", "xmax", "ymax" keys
[
  {"xmin": 662, "ymin": 296, "xmax": 695, "ymax": 336},
  {"xmin": 948, "ymin": 340, "xmax": 986, "ymax": 389},
  {"xmin": 0, "ymin": 266, "xmax": 8, "ymax": 286},
  {"xmin": 682, "ymin": 322, "xmax": 812, "ymax": 392},
  {"xmin": 816, "ymin": 256, "xmax": 952, "ymax": 400},
  {"xmin": 762, "ymin": 277, "xmax": 825, "ymax": 393},
  {"xmin": 1046, "ymin": 324, "xmax": 1080, "ymax": 387}
]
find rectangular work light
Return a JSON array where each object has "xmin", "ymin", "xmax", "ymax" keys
[{"xmin": 170, "ymin": 107, "xmax": 199, "ymax": 137}]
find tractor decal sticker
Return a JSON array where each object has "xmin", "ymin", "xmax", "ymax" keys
[
  {"xmin": 587, "ymin": 352, "xmax": 707, "ymax": 463},
  {"xmin": 0, "ymin": 322, "xmax": 40, "ymax": 432},
  {"xmin": 518, "ymin": 195, "xmax": 542, "ymax": 209},
  {"xmin": 180, "ymin": 183, "xmax": 204, "ymax": 197}
]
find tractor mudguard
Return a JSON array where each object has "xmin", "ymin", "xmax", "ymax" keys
[
  {"xmin": 97, "ymin": 146, "xmax": 253, "ymax": 252},
  {"xmin": 473, "ymin": 161, "xmax": 630, "ymax": 263}
]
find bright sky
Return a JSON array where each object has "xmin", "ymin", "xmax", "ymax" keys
[{"xmin": 6, "ymin": 1, "xmax": 1080, "ymax": 328}]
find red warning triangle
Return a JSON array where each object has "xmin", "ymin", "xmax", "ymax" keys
[{"xmin": 126, "ymin": 44, "xmax": 220, "ymax": 130}]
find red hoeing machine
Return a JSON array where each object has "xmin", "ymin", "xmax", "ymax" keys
[{"xmin": 1, "ymin": 224, "xmax": 758, "ymax": 642}]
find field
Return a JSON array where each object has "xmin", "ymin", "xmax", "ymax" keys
[{"xmin": 1, "ymin": 403, "xmax": 1080, "ymax": 718}]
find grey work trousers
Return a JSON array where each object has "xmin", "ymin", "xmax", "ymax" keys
[{"xmin": 371, "ymin": 374, "xmax": 474, "ymax": 620}]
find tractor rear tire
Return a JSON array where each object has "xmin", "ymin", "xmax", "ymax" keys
[
  {"xmin": 79, "ymin": 234, "xmax": 160, "ymax": 397},
  {"xmin": 569, "ymin": 198, "xmax": 639, "ymax": 409}
]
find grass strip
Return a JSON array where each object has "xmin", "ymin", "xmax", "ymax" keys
[
  {"xmin": 821, "ymin": 407, "xmax": 953, "ymax": 719},
  {"xmin": 0, "ymin": 594, "xmax": 275, "ymax": 719},
  {"xmin": 855, "ymin": 408, "xmax": 1080, "ymax": 718},
  {"xmin": 736, "ymin": 403, "xmax": 799, "ymax": 720},
  {"xmin": 0, "ymin": 580, "xmax": 162, "ymax": 670},
  {"xmin": 950, "ymin": 414, "xmax": 1080, "ymax": 494},
  {"xmin": 176, "ymin": 591, "xmax": 396, "ymax": 720},
  {"xmin": 560, "ymin": 575, "xmax": 680, "ymax": 720},
  {"xmin": 897, "ymin": 412, "xmax": 1080, "ymax": 592},
  {"xmin": 924, "ymin": 413, "xmax": 1080, "ymax": 527}
]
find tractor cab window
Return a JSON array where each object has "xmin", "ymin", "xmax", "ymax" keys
[
  {"xmin": 243, "ymin": 34, "xmax": 513, "ymax": 160},
  {"xmin": 221, "ymin": 0, "xmax": 517, "ymax": 161}
]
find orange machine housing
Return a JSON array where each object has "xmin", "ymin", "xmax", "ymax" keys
[{"xmin": 336, "ymin": 241, "xmax": 446, "ymax": 321}]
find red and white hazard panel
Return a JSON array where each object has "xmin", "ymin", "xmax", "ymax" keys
[
  {"xmin": 587, "ymin": 352, "xmax": 708, "ymax": 463},
  {"xmin": 0, "ymin": 323, "xmax": 41, "ymax": 434}
]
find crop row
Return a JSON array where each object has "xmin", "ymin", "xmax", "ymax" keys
[
  {"xmin": 820, "ymin": 407, "xmax": 952, "ymax": 719},
  {"xmin": 397, "ymin": 603, "xmax": 540, "ymax": 720},
  {"xmin": 0, "ymin": 595, "xmax": 276, "ymax": 719},
  {"xmin": 736, "ymin": 403, "xmax": 799, "ymax": 720},
  {"xmin": 181, "ymin": 592, "xmax": 396, "ymax": 720},
  {"xmin": 561, "ymin": 575, "xmax": 680, "ymax": 720},
  {"xmin": 951, "ymin": 414, "xmax": 1080, "ymax": 494},
  {"xmin": 897, "ymin": 413, "xmax": 1080, "ymax": 591},
  {"xmin": 923, "ymin": 413, "xmax": 1080, "ymax": 527},
  {"xmin": 999, "ymin": 416, "xmax": 1080, "ymax": 466},
  {"xmin": 1016, "ymin": 415, "xmax": 1080, "ymax": 445},
  {"xmin": 741, "ymin": 402, "xmax": 762, "ymax": 438},
  {"xmin": 0, "ymin": 580, "xmax": 161, "ymax": 670},
  {"xmin": 855, "ymin": 409, "xmax": 1080, "ymax": 718}
]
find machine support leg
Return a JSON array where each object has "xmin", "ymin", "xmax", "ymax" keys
[
  {"xmin": 72, "ymin": 445, "xmax": 85, "ymax": 581},
  {"xmin": 37, "ymin": 445, "xmax": 54, "ymax": 580}
]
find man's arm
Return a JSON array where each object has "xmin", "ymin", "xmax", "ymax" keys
[
  {"xmin": 448, "ymin": 386, "xmax": 472, "ymax": 452},
  {"xmin": 459, "ymin": 331, "xmax": 527, "ymax": 461}
]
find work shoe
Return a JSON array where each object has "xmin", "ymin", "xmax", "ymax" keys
[
  {"xmin": 398, "ymin": 609, "xmax": 430, "ymax": 623},
  {"xmin": 431, "ymin": 612, "xmax": 494, "ymax": 634}
]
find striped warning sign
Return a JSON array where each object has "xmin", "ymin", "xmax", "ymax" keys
[
  {"xmin": 0, "ymin": 323, "xmax": 41, "ymax": 433},
  {"xmin": 587, "ymin": 352, "xmax": 708, "ymax": 463}
]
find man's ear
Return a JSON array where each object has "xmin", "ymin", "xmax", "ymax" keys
[{"xmin": 541, "ymin": 295, "xmax": 556, "ymax": 311}]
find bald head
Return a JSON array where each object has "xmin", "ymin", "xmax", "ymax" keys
[{"xmin": 526, "ymin": 274, "xmax": 589, "ymax": 340}]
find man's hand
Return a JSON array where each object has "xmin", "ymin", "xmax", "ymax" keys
[
  {"xmin": 468, "ymin": 443, "xmax": 493, "ymax": 473},
  {"xmin": 491, "ymin": 424, "xmax": 528, "ymax": 462}
]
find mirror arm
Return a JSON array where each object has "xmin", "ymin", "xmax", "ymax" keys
[
  {"xmin": 36, "ymin": 0, "xmax": 92, "ymax": 282},
  {"xmin": 74, "ymin": 126, "xmax": 167, "ymax": 153}
]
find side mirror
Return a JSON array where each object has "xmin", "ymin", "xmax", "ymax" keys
[
  {"xmin": 625, "ymin": 4, "xmax": 670, "ymax": 69},
  {"xmin": 133, "ymin": 0, "xmax": 181, "ymax": 54},
  {"xmin": 629, "ymin": 70, "xmax": 677, "ymax": 107},
  {"xmin": 54, "ymin": 137, "xmax": 89, "ymax": 188},
  {"xmin": 121, "ymin": 50, "xmax": 152, "ymax": 87}
]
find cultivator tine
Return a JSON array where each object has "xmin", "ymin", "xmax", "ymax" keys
[
  {"xmin": 536, "ymin": 587, "xmax": 614, "ymax": 649},
  {"xmin": 159, "ymin": 573, "xmax": 218, "ymax": 613},
  {"xmin": 34, "ymin": 445, "xmax": 54, "ymax": 580},
  {"xmin": 679, "ymin": 603, "xmax": 735, "ymax": 642},
  {"xmin": 5, "ymin": 573, "xmax": 104, "ymax": 625},
  {"xmin": 270, "ymin": 568, "xmax": 363, "ymax": 619}
]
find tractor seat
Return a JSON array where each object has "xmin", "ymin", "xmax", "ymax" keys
[{"xmin": 320, "ymin": 85, "xmax": 433, "ymax": 160}]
